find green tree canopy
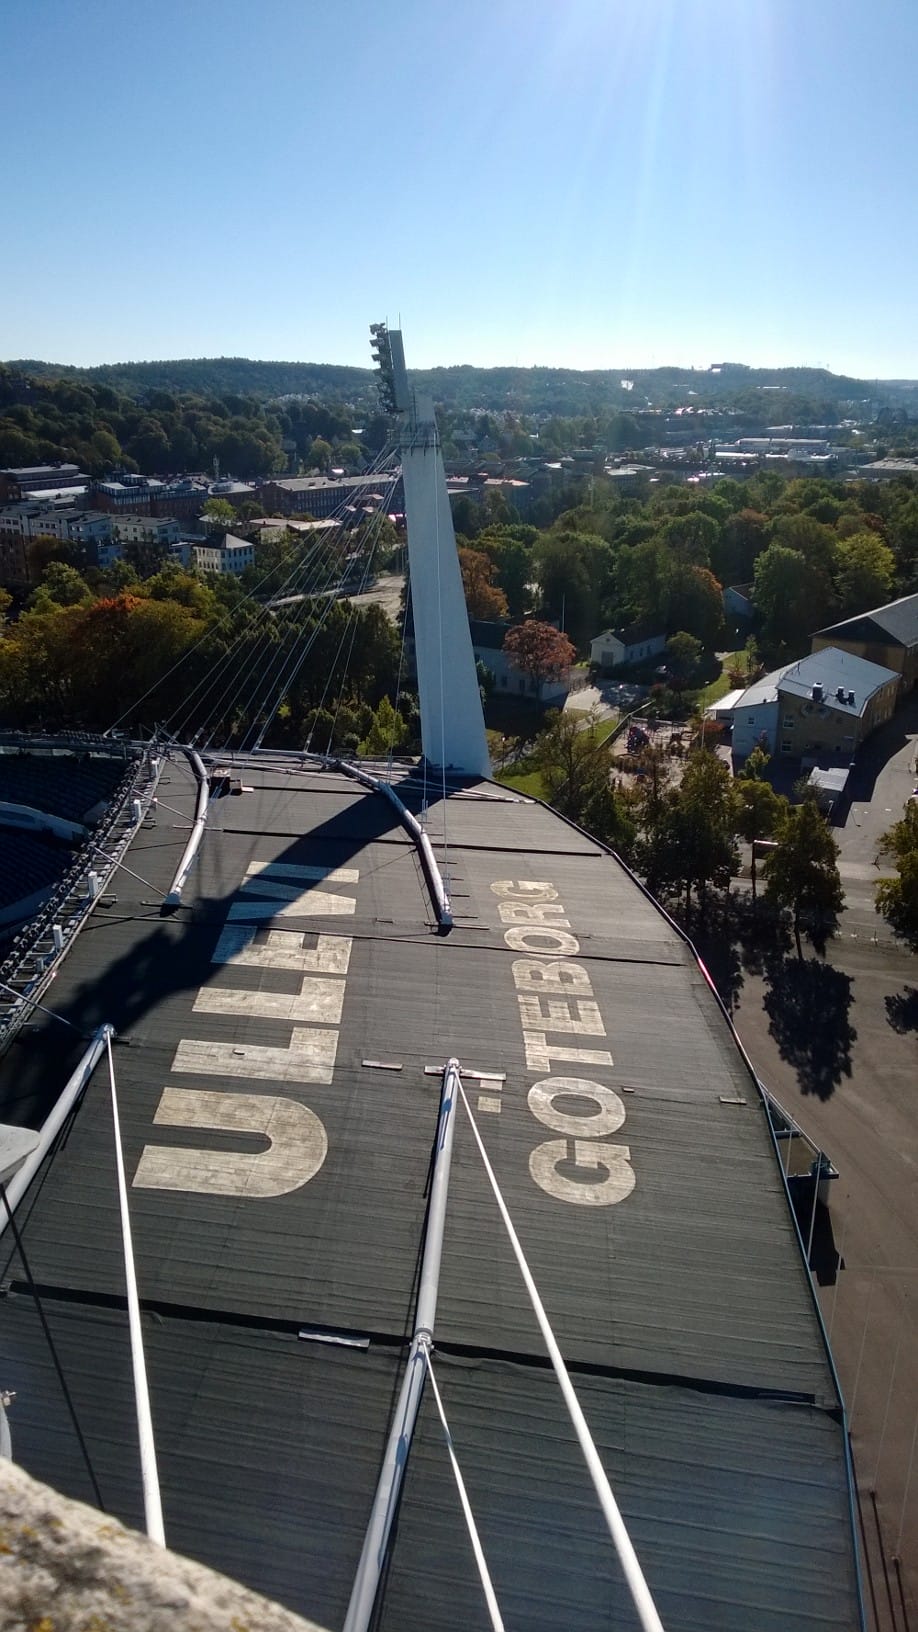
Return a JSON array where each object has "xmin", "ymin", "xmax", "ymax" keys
[
  {"xmin": 752, "ymin": 542, "xmax": 832, "ymax": 651},
  {"xmin": 764, "ymin": 798, "xmax": 844, "ymax": 955},
  {"xmin": 834, "ymin": 530, "xmax": 896, "ymax": 615},
  {"xmin": 875, "ymin": 802, "xmax": 918, "ymax": 949}
]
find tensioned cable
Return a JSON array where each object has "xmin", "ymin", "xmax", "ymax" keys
[
  {"xmin": 241, "ymin": 482, "xmax": 398, "ymax": 751},
  {"xmin": 244, "ymin": 477, "xmax": 399, "ymax": 753},
  {"xmin": 299, "ymin": 497, "xmax": 397, "ymax": 756},
  {"xmin": 0, "ymin": 978, "xmax": 89, "ymax": 1037},
  {"xmin": 433, "ymin": 432, "xmax": 450, "ymax": 886},
  {"xmin": 107, "ymin": 446, "xmax": 398, "ymax": 735},
  {"xmin": 423, "ymin": 1348, "xmax": 505, "ymax": 1632},
  {"xmin": 166, "ymin": 451, "xmax": 400, "ymax": 743},
  {"xmin": 104, "ymin": 1033, "xmax": 165, "ymax": 1547},
  {"xmin": 385, "ymin": 548, "xmax": 412, "ymax": 779},
  {"xmin": 455, "ymin": 1076, "xmax": 666, "ymax": 1632},
  {"xmin": 250, "ymin": 514, "xmax": 386, "ymax": 753},
  {"xmin": 190, "ymin": 474, "xmax": 400, "ymax": 750},
  {"xmin": 0, "ymin": 1181, "xmax": 106, "ymax": 1510}
]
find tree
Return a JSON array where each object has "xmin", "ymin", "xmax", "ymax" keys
[
  {"xmin": 457, "ymin": 547, "xmax": 509, "ymax": 620},
  {"xmin": 533, "ymin": 709, "xmax": 636, "ymax": 856},
  {"xmin": 763, "ymin": 798, "xmax": 844, "ymax": 956},
  {"xmin": 752, "ymin": 542, "xmax": 832, "ymax": 651},
  {"xmin": 664, "ymin": 564, "xmax": 725, "ymax": 649},
  {"xmin": 201, "ymin": 497, "xmax": 236, "ymax": 532},
  {"xmin": 875, "ymin": 802, "xmax": 918, "ymax": 950},
  {"xmin": 639, "ymin": 750, "xmax": 738, "ymax": 918},
  {"xmin": 735, "ymin": 775, "xmax": 785, "ymax": 901},
  {"xmin": 534, "ymin": 530, "xmax": 613, "ymax": 647},
  {"xmin": 476, "ymin": 526, "xmax": 536, "ymax": 617},
  {"xmin": 307, "ymin": 437, "xmax": 333, "ymax": 473},
  {"xmin": 834, "ymin": 531, "xmax": 896, "ymax": 615},
  {"xmin": 503, "ymin": 621, "xmax": 576, "ymax": 693},
  {"xmin": 714, "ymin": 508, "xmax": 768, "ymax": 585},
  {"xmin": 664, "ymin": 631, "xmax": 703, "ymax": 687},
  {"xmin": 358, "ymin": 695, "xmax": 410, "ymax": 756},
  {"xmin": 28, "ymin": 561, "xmax": 91, "ymax": 610}
]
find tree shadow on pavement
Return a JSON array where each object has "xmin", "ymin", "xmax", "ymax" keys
[
  {"xmin": 687, "ymin": 897, "xmax": 745, "ymax": 1015},
  {"xmin": 885, "ymin": 986, "xmax": 918, "ymax": 1033},
  {"xmin": 762, "ymin": 953, "xmax": 857, "ymax": 1099}
]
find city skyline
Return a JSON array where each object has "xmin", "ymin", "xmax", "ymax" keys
[{"xmin": 4, "ymin": 0, "xmax": 918, "ymax": 379}]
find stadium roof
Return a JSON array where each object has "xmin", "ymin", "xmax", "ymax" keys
[{"xmin": 0, "ymin": 749, "xmax": 863, "ymax": 1631}]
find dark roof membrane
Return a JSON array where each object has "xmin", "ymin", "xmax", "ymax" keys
[{"xmin": 0, "ymin": 756, "xmax": 862, "ymax": 1630}]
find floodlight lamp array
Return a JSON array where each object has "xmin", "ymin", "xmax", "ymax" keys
[{"xmin": 370, "ymin": 322, "xmax": 399, "ymax": 415}]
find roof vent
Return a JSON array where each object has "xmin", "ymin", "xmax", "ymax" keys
[
  {"xmin": 848, "ymin": 690, "xmax": 855, "ymax": 706},
  {"xmin": 812, "ymin": 683, "xmax": 823, "ymax": 701},
  {"xmin": 837, "ymin": 686, "xmax": 846, "ymax": 702}
]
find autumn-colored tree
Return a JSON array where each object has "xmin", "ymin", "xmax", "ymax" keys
[
  {"xmin": 502, "ymin": 621, "xmax": 576, "ymax": 692},
  {"xmin": 458, "ymin": 547, "xmax": 509, "ymax": 620}
]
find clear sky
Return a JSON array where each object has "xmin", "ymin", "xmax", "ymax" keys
[{"xmin": 4, "ymin": 0, "xmax": 917, "ymax": 378}]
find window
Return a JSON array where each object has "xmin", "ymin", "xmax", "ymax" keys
[
  {"xmin": 747, "ymin": 715, "xmax": 755, "ymax": 725},
  {"xmin": 781, "ymin": 741, "xmax": 792, "ymax": 754},
  {"xmin": 782, "ymin": 715, "xmax": 795, "ymax": 728}
]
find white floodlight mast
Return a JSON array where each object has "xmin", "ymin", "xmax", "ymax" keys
[{"xmin": 371, "ymin": 324, "xmax": 491, "ymax": 777}]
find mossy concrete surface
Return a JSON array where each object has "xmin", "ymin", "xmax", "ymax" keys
[{"xmin": 0, "ymin": 1459, "xmax": 329, "ymax": 1632}]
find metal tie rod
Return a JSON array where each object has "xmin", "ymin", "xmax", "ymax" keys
[{"xmin": 344, "ymin": 1057, "xmax": 461, "ymax": 1632}]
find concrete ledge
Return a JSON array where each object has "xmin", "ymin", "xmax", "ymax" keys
[{"xmin": 0, "ymin": 1459, "xmax": 329, "ymax": 1632}]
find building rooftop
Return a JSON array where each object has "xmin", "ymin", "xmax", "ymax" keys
[
  {"xmin": 735, "ymin": 647, "xmax": 898, "ymax": 718},
  {"xmin": 1, "ymin": 464, "xmax": 83, "ymax": 480},
  {"xmin": 814, "ymin": 591, "xmax": 918, "ymax": 651},
  {"xmin": 263, "ymin": 475, "xmax": 398, "ymax": 493}
]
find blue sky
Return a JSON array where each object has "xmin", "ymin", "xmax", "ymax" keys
[{"xmin": 4, "ymin": 0, "xmax": 917, "ymax": 378}]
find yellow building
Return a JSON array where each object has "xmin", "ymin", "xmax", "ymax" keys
[
  {"xmin": 776, "ymin": 647, "xmax": 900, "ymax": 760},
  {"xmin": 811, "ymin": 592, "xmax": 918, "ymax": 689}
]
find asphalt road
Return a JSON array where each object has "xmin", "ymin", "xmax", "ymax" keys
[{"xmin": 722, "ymin": 695, "xmax": 918, "ymax": 1630}]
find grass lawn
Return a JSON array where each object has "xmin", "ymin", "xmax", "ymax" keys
[
  {"xmin": 695, "ymin": 651, "xmax": 746, "ymax": 709},
  {"xmin": 496, "ymin": 767, "xmax": 548, "ymax": 798}
]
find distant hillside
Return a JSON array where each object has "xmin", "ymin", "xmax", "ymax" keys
[{"xmin": 6, "ymin": 355, "xmax": 918, "ymax": 418}]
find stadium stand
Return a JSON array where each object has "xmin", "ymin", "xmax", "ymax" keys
[
  {"xmin": 0, "ymin": 753, "xmax": 125, "ymax": 826},
  {"xmin": 0, "ymin": 831, "xmax": 74, "ymax": 917}
]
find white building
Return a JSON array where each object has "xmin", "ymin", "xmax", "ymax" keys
[
  {"xmin": 590, "ymin": 625, "xmax": 666, "ymax": 671},
  {"xmin": 112, "ymin": 514, "xmax": 181, "ymax": 546},
  {"xmin": 192, "ymin": 534, "xmax": 256, "ymax": 575}
]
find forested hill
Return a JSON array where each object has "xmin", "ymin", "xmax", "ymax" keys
[{"xmin": 7, "ymin": 355, "xmax": 918, "ymax": 417}]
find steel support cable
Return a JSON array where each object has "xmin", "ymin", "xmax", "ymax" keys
[
  {"xmin": 455, "ymin": 1077, "xmax": 666, "ymax": 1632},
  {"xmin": 104, "ymin": 1034, "xmax": 165, "ymax": 1546},
  {"xmin": 247, "ymin": 481, "xmax": 398, "ymax": 753},
  {"xmin": 181, "ymin": 482, "xmax": 401, "ymax": 747},
  {"xmin": 255, "ymin": 507, "xmax": 388, "ymax": 754},
  {"xmin": 169, "ymin": 516, "xmax": 366, "ymax": 744},
  {"xmin": 237, "ymin": 489, "xmax": 397, "ymax": 753},
  {"xmin": 423, "ymin": 1348, "xmax": 505, "ymax": 1632},
  {"xmin": 191, "ymin": 489, "xmax": 397, "ymax": 750},
  {"xmin": 108, "ymin": 445, "xmax": 399, "ymax": 736},
  {"xmin": 267, "ymin": 478, "xmax": 399, "ymax": 750},
  {"xmin": 227, "ymin": 573, "xmax": 361, "ymax": 755},
  {"xmin": 321, "ymin": 489, "xmax": 403, "ymax": 755},
  {"xmin": 0, "ymin": 1181, "xmax": 106, "ymax": 1509}
]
